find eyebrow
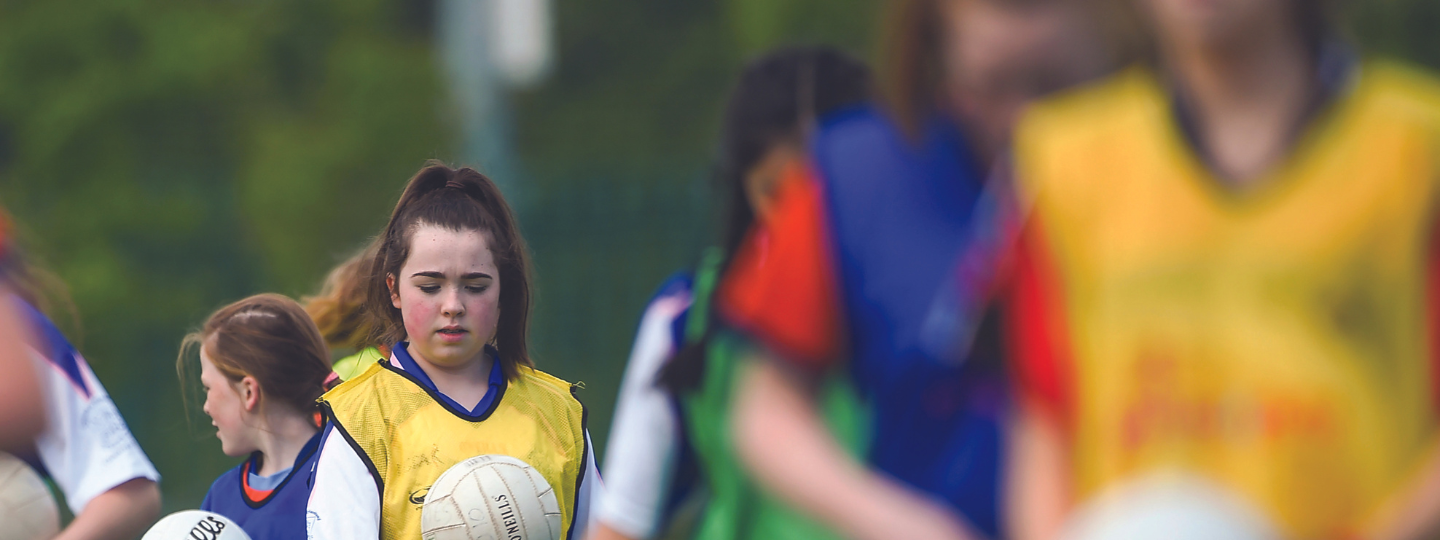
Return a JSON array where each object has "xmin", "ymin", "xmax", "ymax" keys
[{"xmin": 411, "ymin": 271, "xmax": 493, "ymax": 280}]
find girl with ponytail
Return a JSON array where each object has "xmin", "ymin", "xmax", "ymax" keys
[
  {"xmin": 181, "ymin": 293, "xmax": 334, "ymax": 540},
  {"xmin": 306, "ymin": 162, "xmax": 598, "ymax": 540}
]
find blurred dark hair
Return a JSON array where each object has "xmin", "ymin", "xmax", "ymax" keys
[
  {"xmin": 659, "ymin": 46, "xmax": 872, "ymax": 394},
  {"xmin": 879, "ymin": 0, "xmax": 946, "ymax": 137},
  {"xmin": 1130, "ymin": 0, "xmax": 1339, "ymax": 64},
  {"xmin": 1296, "ymin": 0, "xmax": 1340, "ymax": 52},
  {"xmin": 712, "ymin": 46, "xmax": 872, "ymax": 261},
  {"xmin": 880, "ymin": 0, "xmax": 1139, "ymax": 135},
  {"xmin": 177, "ymin": 293, "xmax": 333, "ymax": 416},
  {"xmin": 367, "ymin": 161, "xmax": 534, "ymax": 381}
]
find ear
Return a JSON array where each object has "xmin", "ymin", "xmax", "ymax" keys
[
  {"xmin": 387, "ymin": 273, "xmax": 401, "ymax": 309},
  {"xmin": 238, "ymin": 376, "xmax": 261, "ymax": 412}
]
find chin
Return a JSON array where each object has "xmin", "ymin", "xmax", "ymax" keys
[
  {"xmin": 421, "ymin": 342, "xmax": 485, "ymax": 367},
  {"xmin": 219, "ymin": 441, "xmax": 245, "ymax": 458}
]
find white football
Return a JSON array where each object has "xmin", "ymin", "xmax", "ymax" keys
[
  {"xmin": 0, "ymin": 452, "xmax": 58, "ymax": 540},
  {"xmin": 421, "ymin": 454, "xmax": 563, "ymax": 540},
  {"xmin": 142, "ymin": 510, "xmax": 251, "ymax": 540},
  {"xmin": 1060, "ymin": 473, "xmax": 1279, "ymax": 540}
]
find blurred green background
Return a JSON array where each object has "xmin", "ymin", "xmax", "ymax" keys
[{"xmin": 0, "ymin": 0, "xmax": 1434, "ymax": 523}]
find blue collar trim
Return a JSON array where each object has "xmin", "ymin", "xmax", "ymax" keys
[{"xmin": 391, "ymin": 342, "xmax": 505, "ymax": 417}]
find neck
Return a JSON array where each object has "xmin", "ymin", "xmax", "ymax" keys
[
  {"xmin": 946, "ymin": 90, "xmax": 1020, "ymax": 171},
  {"xmin": 1168, "ymin": 28, "xmax": 1314, "ymax": 185},
  {"xmin": 407, "ymin": 345, "xmax": 494, "ymax": 411},
  {"xmin": 252, "ymin": 408, "xmax": 318, "ymax": 477}
]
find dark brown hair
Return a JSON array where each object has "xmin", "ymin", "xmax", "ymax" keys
[
  {"xmin": 878, "ymin": 0, "xmax": 945, "ymax": 137},
  {"xmin": 1122, "ymin": 0, "xmax": 1338, "ymax": 69},
  {"xmin": 660, "ymin": 47, "xmax": 872, "ymax": 394},
  {"xmin": 880, "ymin": 0, "xmax": 1139, "ymax": 136},
  {"xmin": 303, "ymin": 239, "xmax": 381, "ymax": 352},
  {"xmin": 366, "ymin": 161, "xmax": 534, "ymax": 380},
  {"xmin": 177, "ymin": 293, "xmax": 333, "ymax": 414}
]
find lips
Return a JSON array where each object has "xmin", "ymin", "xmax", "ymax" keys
[{"xmin": 437, "ymin": 326, "xmax": 468, "ymax": 343}]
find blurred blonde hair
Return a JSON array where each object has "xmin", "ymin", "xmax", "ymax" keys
[{"xmin": 303, "ymin": 240, "xmax": 381, "ymax": 352}]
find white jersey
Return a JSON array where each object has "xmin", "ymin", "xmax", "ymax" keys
[
  {"xmin": 20, "ymin": 299, "xmax": 160, "ymax": 514},
  {"xmin": 305, "ymin": 358, "xmax": 602, "ymax": 540},
  {"xmin": 593, "ymin": 283, "xmax": 692, "ymax": 539}
]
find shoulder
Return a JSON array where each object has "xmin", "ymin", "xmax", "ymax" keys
[
  {"xmin": 320, "ymin": 360, "xmax": 388, "ymax": 403},
  {"xmin": 1351, "ymin": 60, "xmax": 1440, "ymax": 130},
  {"xmin": 13, "ymin": 297, "xmax": 95, "ymax": 397},
  {"xmin": 318, "ymin": 361, "xmax": 410, "ymax": 430},
  {"xmin": 331, "ymin": 347, "xmax": 384, "ymax": 382},
  {"xmin": 813, "ymin": 105, "xmax": 906, "ymax": 155},
  {"xmin": 202, "ymin": 462, "xmax": 243, "ymax": 510},
  {"xmin": 1014, "ymin": 68, "xmax": 1165, "ymax": 200},
  {"xmin": 1017, "ymin": 68, "xmax": 1161, "ymax": 152},
  {"xmin": 810, "ymin": 104, "xmax": 961, "ymax": 188},
  {"xmin": 515, "ymin": 367, "xmax": 580, "ymax": 399},
  {"xmin": 647, "ymin": 272, "xmax": 693, "ymax": 306}
]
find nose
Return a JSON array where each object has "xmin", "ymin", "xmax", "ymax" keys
[{"xmin": 440, "ymin": 288, "xmax": 465, "ymax": 318}]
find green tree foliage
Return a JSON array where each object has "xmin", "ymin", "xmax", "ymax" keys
[{"xmin": 0, "ymin": 0, "xmax": 450, "ymax": 512}]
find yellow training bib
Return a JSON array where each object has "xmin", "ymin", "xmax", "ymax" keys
[{"xmin": 321, "ymin": 358, "xmax": 587, "ymax": 540}]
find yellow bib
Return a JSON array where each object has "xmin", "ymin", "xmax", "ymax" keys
[
  {"xmin": 320, "ymin": 359, "xmax": 587, "ymax": 540},
  {"xmin": 1015, "ymin": 62, "xmax": 1440, "ymax": 538}
]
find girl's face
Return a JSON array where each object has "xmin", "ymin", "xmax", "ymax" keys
[
  {"xmin": 199, "ymin": 349, "xmax": 255, "ymax": 457},
  {"xmin": 389, "ymin": 224, "xmax": 501, "ymax": 371},
  {"xmin": 1143, "ymin": 0, "xmax": 1293, "ymax": 55},
  {"xmin": 744, "ymin": 140, "xmax": 803, "ymax": 224},
  {"xmin": 939, "ymin": 0, "xmax": 1108, "ymax": 155}
]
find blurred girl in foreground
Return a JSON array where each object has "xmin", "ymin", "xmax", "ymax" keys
[
  {"xmin": 715, "ymin": 0, "xmax": 1119, "ymax": 539},
  {"xmin": 590, "ymin": 47, "xmax": 872, "ymax": 540},
  {"xmin": 1006, "ymin": 0, "xmax": 1440, "ymax": 538},
  {"xmin": 4, "ymin": 220, "xmax": 163, "ymax": 540}
]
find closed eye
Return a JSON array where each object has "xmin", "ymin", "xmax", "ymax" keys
[{"xmin": 419, "ymin": 285, "xmax": 440, "ymax": 294}]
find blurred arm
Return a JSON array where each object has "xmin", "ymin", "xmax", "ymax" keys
[
  {"xmin": 571, "ymin": 432, "xmax": 601, "ymax": 540},
  {"xmin": 1002, "ymin": 221, "xmax": 1076, "ymax": 540},
  {"xmin": 307, "ymin": 425, "xmax": 381, "ymax": 539},
  {"xmin": 0, "ymin": 287, "xmax": 44, "ymax": 451},
  {"xmin": 589, "ymin": 292, "xmax": 691, "ymax": 540},
  {"xmin": 732, "ymin": 356, "xmax": 976, "ymax": 540},
  {"xmin": 54, "ymin": 477, "xmax": 160, "ymax": 540},
  {"xmin": 587, "ymin": 523, "xmax": 637, "ymax": 540},
  {"xmin": 1367, "ymin": 220, "xmax": 1440, "ymax": 540},
  {"xmin": 1005, "ymin": 401, "xmax": 1072, "ymax": 540},
  {"xmin": 1363, "ymin": 442, "xmax": 1440, "ymax": 540}
]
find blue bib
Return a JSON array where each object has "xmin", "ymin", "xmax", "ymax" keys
[
  {"xmin": 201, "ymin": 429, "xmax": 324, "ymax": 540},
  {"xmin": 812, "ymin": 106, "xmax": 1006, "ymax": 538}
]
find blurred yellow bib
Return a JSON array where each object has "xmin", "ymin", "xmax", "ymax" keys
[{"xmin": 1015, "ymin": 62, "xmax": 1440, "ymax": 538}]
